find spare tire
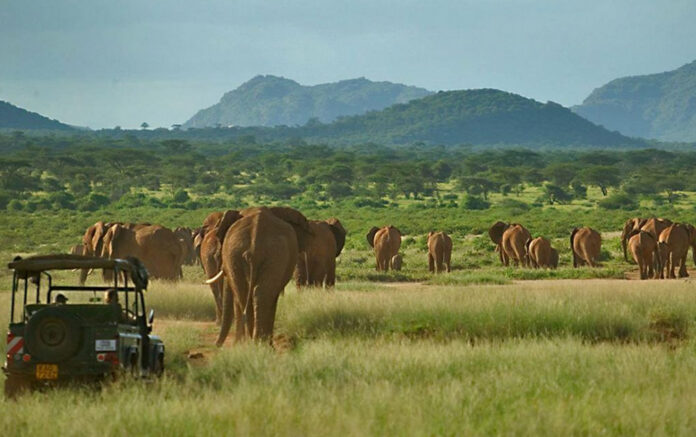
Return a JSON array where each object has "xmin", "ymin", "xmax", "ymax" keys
[{"xmin": 25, "ymin": 307, "xmax": 82, "ymax": 362}]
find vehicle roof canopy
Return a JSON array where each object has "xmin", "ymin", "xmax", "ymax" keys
[{"xmin": 8, "ymin": 254, "xmax": 149, "ymax": 290}]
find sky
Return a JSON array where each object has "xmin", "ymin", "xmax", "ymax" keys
[{"xmin": 1, "ymin": 0, "xmax": 695, "ymax": 129}]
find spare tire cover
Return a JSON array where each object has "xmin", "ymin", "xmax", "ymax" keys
[{"xmin": 25, "ymin": 307, "xmax": 82, "ymax": 362}]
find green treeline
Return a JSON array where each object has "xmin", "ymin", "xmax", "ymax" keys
[{"xmin": 0, "ymin": 132, "xmax": 693, "ymax": 214}]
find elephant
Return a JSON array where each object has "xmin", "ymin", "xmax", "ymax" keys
[
  {"xmin": 69, "ymin": 244, "xmax": 85, "ymax": 256},
  {"xmin": 657, "ymin": 223, "xmax": 696, "ymax": 279},
  {"xmin": 628, "ymin": 230, "xmax": 657, "ymax": 279},
  {"xmin": 200, "ymin": 210, "xmax": 241, "ymax": 324},
  {"xmin": 208, "ymin": 206, "xmax": 312, "ymax": 346},
  {"xmin": 202, "ymin": 211, "xmax": 223, "ymax": 234},
  {"xmin": 295, "ymin": 218, "xmax": 346, "ymax": 289},
  {"xmin": 366, "ymin": 226, "xmax": 402, "ymax": 271},
  {"xmin": 102, "ymin": 224, "xmax": 183, "ymax": 281},
  {"xmin": 174, "ymin": 226, "xmax": 197, "ymax": 265},
  {"xmin": 427, "ymin": 231, "xmax": 452, "ymax": 273},
  {"xmin": 570, "ymin": 227, "xmax": 601, "ymax": 267},
  {"xmin": 526, "ymin": 236, "xmax": 557, "ymax": 269},
  {"xmin": 640, "ymin": 218, "xmax": 673, "ymax": 276},
  {"xmin": 79, "ymin": 221, "xmax": 112, "ymax": 284},
  {"xmin": 501, "ymin": 224, "xmax": 531, "ymax": 267},
  {"xmin": 621, "ymin": 218, "xmax": 647, "ymax": 262},
  {"xmin": 192, "ymin": 227, "xmax": 204, "ymax": 265},
  {"xmin": 488, "ymin": 221, "xmax": 510, "ymax": 265},
  {"xmin": 390, "ymin": 254, "xmax": 403, "ymax": 271}
]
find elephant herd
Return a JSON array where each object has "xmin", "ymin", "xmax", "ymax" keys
[
  {"xmin": 488, "ymin": 221, "xmax": 601, "ymax": 269},
  {"xmin": 71, "ymin": 221, "xmax": 197, "ymax": 283},
  {"xmin": 365, "ymin": 226, "xmax": 453, "ymax": 273},
  {"xmin": 70, "ymin": 211, "xmax": 696, "ymax": 347},
  {"xmin": 620, "ymin": 217, "xmax": 696, "ymax": 279}
]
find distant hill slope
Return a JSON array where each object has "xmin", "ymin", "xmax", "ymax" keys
[
  {"xmin": 183, "ymin": 75, "xmax": 433, "ymax": 128},
  {"xmin": 294, "ymin": 89, "xmax": 642, "ymax": 147},
  {"xmin": 573, "ymin": 60, "xmax": 696, "ymax": 142},
  {"xmin": 0, "ymin": 100, "xmax": 74, "ymax": 131}
]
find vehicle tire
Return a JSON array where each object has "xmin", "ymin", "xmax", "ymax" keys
[
  {"xmin": 25, "ymin": 307, "xmax": 82, "ymax": 362},
  {"xmin": 153, "ymin": 354, "xmax": 164, "ymax": 377},
  {"xmin": 4, "ymin": 376, "xmax": 32, "ymax": 399}
]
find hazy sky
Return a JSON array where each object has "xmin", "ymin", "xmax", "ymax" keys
[{"xmin": 2, "ymin": 0, "xmax": 695, "ymax": 129}]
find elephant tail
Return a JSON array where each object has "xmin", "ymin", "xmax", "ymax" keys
[{"xmin": 241, "ymin": 250, "xmax": 256, "ymax": 336}]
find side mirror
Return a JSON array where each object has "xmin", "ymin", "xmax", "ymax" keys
[{"xmin": 148, "ymin": 309, "xmax": 155, "ymax": 325}]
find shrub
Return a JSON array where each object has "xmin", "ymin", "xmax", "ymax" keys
[
  {"xmin": 78, "ymin": 193, "xmax": 111, "ymax": 211},
  {"xmin": 172, "ymin": 189, "xmax": 190, "ymax": 203},
  {"xmin": 598, "ymin": 192, "xmax": 638, "ymax": 210},
  {"xmin": 461, "ymin": 195, "xmax": 490, "ymax": 210},
  {"xmin": 7, "ymin": 199, "xmax": 23, "ymax": 211}
]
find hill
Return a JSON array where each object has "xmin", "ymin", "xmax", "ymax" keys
[
  {"xmin": 573, "ymin": 60, "xmax": 696, "ymax": 142},
  {"xmin": 182, "ymin": 75, "xmax": 433, "ymax": 128},
  {"xmin": 294, "ymin": 88, "xmax": 643, "ymax": 147},
  {"xmin": 0, "ymin": 100, "xmax": 74, "ymax": 131}
]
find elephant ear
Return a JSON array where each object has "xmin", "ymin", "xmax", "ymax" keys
[
  {"xmin": 215, "ymin": 210, "xmax": 242, "ymax": 241},
  {"xmin": 92, "ymin": 221, "xmax": 109, "ymax": 256},
  {"xmin": 326, "ymin": 218, "xmax": 347, "ymax": 257},
  {"xmin": 268, "ymin": 207, "xmax": 311, "ymax": 251},
  {"xmin": 366, "ymin": 227, "xmax": 379, "ymax": 248},
  {"xmin": 390, "ymin": 226, "xmax": 402, "ymax": 236},
  {"xmin": 202, "ymin": 211, "xmax": 223, "ymax": 235},
  {"xmin": 488, "ymin": 221, "xmax": 509, "ymax": 245}
]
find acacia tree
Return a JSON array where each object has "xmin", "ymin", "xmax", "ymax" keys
[{"xmin": 579, "ymin": 165, "xmax": 621, "ymax": 196}]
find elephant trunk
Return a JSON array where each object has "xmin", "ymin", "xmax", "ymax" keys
[{"xmin": 215, "ymin": 280, "xmax": 234, "ymax": 347}]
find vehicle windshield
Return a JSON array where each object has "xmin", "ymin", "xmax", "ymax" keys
[{"xmin": 9, "ymin": 268, "xmax": 145, "ymax": 324}]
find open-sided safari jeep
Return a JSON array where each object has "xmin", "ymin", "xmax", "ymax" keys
[{"xmin": 3, "ymin": 254, "xmax": 164, "ymax": 398}]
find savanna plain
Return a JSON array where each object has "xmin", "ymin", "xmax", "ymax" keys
[{"xmin": 3, "ymin": 144, "xmax": 696, "ymax": 435}]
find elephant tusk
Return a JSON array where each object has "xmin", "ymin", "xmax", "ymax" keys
[{"xmin": 204, "ymin": 270, "xmax": 224, "ymax": 284}]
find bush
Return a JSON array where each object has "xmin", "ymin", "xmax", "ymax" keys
[
  {"xmin": 78, "ymin": 193, "xmax": 111, "ymax": 211},
  {"xmin": 498, "ymin": 198, "xmax": 530, "ymax": 212},
  {"xmin": 7, "ymin": 199, "xmax": 23, "ymax": 211},
  {"xmin": 461, "ymin": 195, "xmax": 490, "ymax": 210},
  {"xmin": 598, "ymin": 192, "xmax": 639, "ymax": 210},
  {"xmin": 172, "ymin": 189, "xmax": 190, "ymax": 203},
  {"xmin": 353, "ymin": 197, "xmax": 387, "ymax": 208},
  {"xmin": 47, "ymin": 192, "xmax": 76, "ymax": 210}
]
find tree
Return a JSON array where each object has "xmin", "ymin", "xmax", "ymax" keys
[
  {"xmin": 140, "ymin": 122, "xmax": 150, "ymax": 130},
  {"xmin": 542, "ymin": 183, "xmax": 572, "ymax": 205},
  {"xmin": 579, "ymin": 166, "xmax": 621, "ymax": 196}
]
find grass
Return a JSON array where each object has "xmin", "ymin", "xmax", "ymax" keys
[{"xmin": 3, "ymin": 278, "xmax": 696, "ymax": 434}]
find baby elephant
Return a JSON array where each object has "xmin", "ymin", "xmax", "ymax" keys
[
  {"xmin": 427, "ymin": 231, "xmax": 452, "ymax": 273},
  {"xmin": 390, "ymin": 254, "xmax": 403, "ymax": 271}
]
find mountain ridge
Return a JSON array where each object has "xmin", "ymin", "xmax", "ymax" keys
[
  {"xmin": 572, "ymin": 60, "xmax": 696, "ymax": 142},
  {"xmin": 183, "ymin": 75, "xmax": 433, "ymax": 128},
  {"xmin": 0, "ymin": 100, "xmax": 74, "ymax": 131}
]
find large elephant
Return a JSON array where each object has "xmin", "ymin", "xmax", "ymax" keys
[
  {"xmin": 657, "ymin": 223, "xmax": 696, "ymax": 279},
  {"xmin": 621, "ymin": 218, "xmax": 647, "ymax": 262},
  {"xmin": 102, "ymin": 224, "xmax": 183, "ymax": 280},
  {"xmin": 295, "ymin": 218, "xmax": 346, "ymax": 289},
  {"xmin": 210, "ymin": 206, "xmax": 312, "ymax": 345},
  {"xmin": 488, "ymin": 221, "xmax": 509, "ymax": 265},
  {"xmin": 570, "ymin": 227, "xmax": 601, "ymax": 267},
  {"xmin": 174, "ymin": 226, "xmax": 197, "ymax": 265},
  {"xmin": 200, "ymin": 210, "xmax": 241, "ymax": 323},
  {"xmin": 628, "ymin": 230, "xmax": 657, "ymax": 279},
  {"xmin": 501, "ymin": 224, "xmax": 531, "ymax": 267},
  {"xmin": 427, "ymin": 231, "xmax": 452, "ymax": 273},
  {"xmin": 79, "ymin": 221, "xmax": 112, "ymax": 284},
  {"xmin": 526, "ymin": 236, "xmax": 558, "ymax": 269},
  {"xmin": 366, "ymin": 226, "xmax": 402, "ymax": 271}
]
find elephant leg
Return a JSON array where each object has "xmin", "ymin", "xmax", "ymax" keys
[
  {"xmin": 326, "ymin": 258, "xmax": 336, "ymax": 288},
  {"xmin": 638, "ymin": 258, "xmax": 645, "ymax": 280},
  {"xmin": 252, "ymin": 279, "xmax": 282, "ymax": 343},
  {"xmin": 295, "ymin": 254, "xmax": 308, "ymax": 289},
  {"xmin": 679, "ymin": 253, "xmax": 688, "ymax": 278},
  {"xmin": 428, "ymin": 254, "xmax": 435, "ymax": 273},
  {"xmin": 79, "ymin": 268, "xmax": 89, "ymax": 285},
  {"xmin": 445, "ymin": 250, "xmax": 451, "ymax": 273},
  {"xmin": 211, "ymin": 281, "xmax": 223, "ymax": 325}
]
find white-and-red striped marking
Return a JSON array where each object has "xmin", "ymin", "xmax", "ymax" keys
[{"xmin": 6, "ymin": 333, "xmax": 24, "ymax": 355}]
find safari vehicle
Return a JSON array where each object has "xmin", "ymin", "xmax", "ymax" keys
[{"xmin": 3, "ymin": 254, "xmax": 164, "ymax": 398}]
